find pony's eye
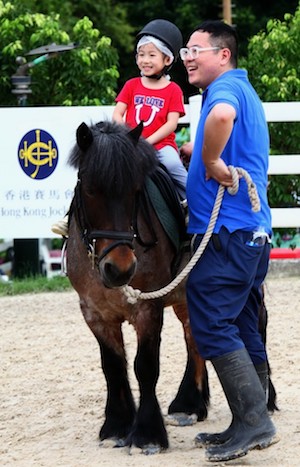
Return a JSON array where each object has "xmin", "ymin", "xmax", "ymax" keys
[{"xmin": 85, "ymin": 187, "xmax": 97, "ymax": 197}]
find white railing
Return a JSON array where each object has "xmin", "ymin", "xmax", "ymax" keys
[
  {"xmin": 181, "ymin": 96, "xmax": 300, "ymax": 228},
  {"xmin": 86, "ymin": 98, "xmax": 300, "ymax": 228},
  {"xmin": 0, "ymin": 100, "xmax": 299, "ymax": 238}
]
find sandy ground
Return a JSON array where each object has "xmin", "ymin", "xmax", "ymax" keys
[{"xmin": 1, "ymin": 275, "xmax": 300, "ymax": 467}]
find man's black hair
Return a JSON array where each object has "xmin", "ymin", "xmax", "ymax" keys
[{"xmin": 191, "ymin": 20, "xmax": 238, "ymax": 67}]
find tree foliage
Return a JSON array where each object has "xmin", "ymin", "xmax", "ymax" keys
[
  {"xmin": 120, "ymin": 0, "xmax": 299, "ymax": 96},
  {"xmin": 0, "ymin": 1, "xmax": 119, "ymax": 105},
  {"xmin": 2, "ymin": 0, "xmax": 299, "ymax": 103},
  {"xmin": 244, "ymin": 8, "xmax": 300, "ymax": 103},
  {"xmin": 240, "ymin": 4, "xmax": 300, "ymax": 208}
]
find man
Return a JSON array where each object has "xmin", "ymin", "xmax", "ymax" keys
[{"xmin": 180, "ymin": 20, "xmax": 278, "ymax": 462}]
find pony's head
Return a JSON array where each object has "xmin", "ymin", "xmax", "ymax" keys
[
  {"xmin": 68, "ymin": 120, "xmax": 159, "ymax": 197},
  {"xmin": 68, "ymin": 120, "xmax": 159, "ymax": 288}
]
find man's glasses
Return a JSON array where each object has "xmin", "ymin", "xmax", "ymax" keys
[{"xmin": 179, "ymin": 46, "xmax": 220, "ymax": 61}]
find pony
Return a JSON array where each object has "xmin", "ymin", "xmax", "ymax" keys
[
  {"xmin": 66, "ymin": 120, "xmax": 208, "ymax": 454},
  {"xmin": 66, "ymin": 120, "xmax": 277, "ymax": 454}
]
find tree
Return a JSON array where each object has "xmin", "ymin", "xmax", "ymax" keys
[
  {"xmin": 0, "ymin": 1, "xmax": 119, "ymax": 106},
  {"xmin": 120, "ymin": 0, "xmax": 299, "ymax": 97},
  {"xmin": 7, "ymin": 0, "xmax": 299, "ymax": 100},
  {"xmin": 240, "ymin": 4, "xmax": 300, "ymax": 211},
  {"xmin": 11, "ymin": 0, "xmax": 135, "ymax": 94}
]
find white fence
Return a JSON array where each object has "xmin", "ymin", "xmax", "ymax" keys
[
  {"xmin": 183, "ymin": 96, "xmax": 300, "ymax": 228},
  {"xmin": 77, "ymin": 97, "xmax": 300, "ymax": 228},
  {"xmin": 0, "ymin": 99, "xmax": 299, "ymax": 239}
]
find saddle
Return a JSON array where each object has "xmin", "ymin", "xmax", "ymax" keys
[{"xmin": 144, "ymin": 164, "xmax": 188, "ymax": 253}]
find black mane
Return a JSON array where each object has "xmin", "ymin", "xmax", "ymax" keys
[{"xmin": 68, "ymin": 121, "xmax": 159, "ymax": 197}]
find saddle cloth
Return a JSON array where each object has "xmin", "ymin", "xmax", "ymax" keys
[{"xmin": 145, "ymin": 165, "xmax": 187, "ymax": 253}]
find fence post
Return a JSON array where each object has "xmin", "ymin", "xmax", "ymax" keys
[{"xmin": 188, "ymin": 94, "xmax": 202, "ymax": 141}]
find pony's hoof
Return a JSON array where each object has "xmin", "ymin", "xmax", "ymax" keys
[
  {"xmin": 127, "ymin": 443, "xmax": 162, "ymax": 456},
  {"xmin": 164, "ymin": 412, "xmax": 198, "ymax": 426},
  {"xmin": 99, "ymin": 437, "xmax": 127, "ymax": 448},
  {"xmin": 114, "ymin": 438, "xmax": 127, "ymax": 448},
  {"xmin": 142, "ymin": 443, "xmax": 163, "ymax": 455}
]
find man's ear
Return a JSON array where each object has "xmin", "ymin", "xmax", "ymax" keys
[{"xmin": 220, "ymin": 47, "xmax": 232, "ymax": 65}]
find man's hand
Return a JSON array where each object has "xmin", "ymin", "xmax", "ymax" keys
[{"xmin": 205, "ymin": 158, "xmax": 233, "ymax": 186}]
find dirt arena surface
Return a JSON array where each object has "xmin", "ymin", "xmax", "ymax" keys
[{"xmin": 1, "ymin": 275, "xmax": 299, "ymax": 466}]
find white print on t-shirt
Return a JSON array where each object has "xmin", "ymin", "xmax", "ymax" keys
[{"xmin": 134, "ymin": 95, "xmax": 165, "ymax": 127}]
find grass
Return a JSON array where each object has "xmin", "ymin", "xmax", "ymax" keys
[{"xmin": 0, "ymin": 274, "xmax": 72, "ymax": 296}]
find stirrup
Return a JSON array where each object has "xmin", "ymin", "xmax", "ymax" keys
[
  {"xmin": 180, "ymin": 198, "xmax": 188, "ymax": 209},
  {"xmin": 180, "ymin": 198, "xmax": 189, "ymax": 225}
]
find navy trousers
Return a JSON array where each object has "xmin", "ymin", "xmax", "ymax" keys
[{"xmin": 186, "ymin": 226, "xmax": 271, "ymax": 364}]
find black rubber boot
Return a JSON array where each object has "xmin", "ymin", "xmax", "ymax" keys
[
  {"xmin": 194, "ymin": 360, "xmax": 269, "ymax": 448},
  {"xmin": 204, "ymin": 348, "xmax": 277, "ymax": 462}
]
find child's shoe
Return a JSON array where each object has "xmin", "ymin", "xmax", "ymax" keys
[{"xmin": 51, "ymin": 216, "xmax": 68, "ymax": 237}]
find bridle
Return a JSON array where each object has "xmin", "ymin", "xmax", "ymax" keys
[{"xmin": 71, "ymin": 176, "xmax": 158, "ymax": 268}]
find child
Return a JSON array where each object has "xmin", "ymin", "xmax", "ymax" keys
[
  {"xmin": 113, "ymin": 19, "xmax": 187, "ymax": 200},
  {"xmin": 52, "ymin": 19, "xmax": 187, "ymax": 237}
]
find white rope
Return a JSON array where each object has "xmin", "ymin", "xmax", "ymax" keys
[{"xmin": 122, "ymin": 166, "xmax": 260, "ymax": 304}]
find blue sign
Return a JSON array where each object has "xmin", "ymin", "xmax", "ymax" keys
[{"xmin": 18, "ymin": 129, "xmax": 59, "ymax": 180}]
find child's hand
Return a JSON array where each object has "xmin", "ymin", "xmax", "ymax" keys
[{"xmin": 180, "ymin": 141, "xmax": 193, "ymax": 164}]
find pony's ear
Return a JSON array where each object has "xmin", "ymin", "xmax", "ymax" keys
[
  {"xmin": 76, "ymin": 122, "xmax": 93, "ymax": 151},
  {"xmin": 128, "ymin": 121, "xmax": 143, "ymax": 145}
]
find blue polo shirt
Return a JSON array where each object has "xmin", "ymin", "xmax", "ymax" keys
[{"xmin": 186, "ymin": 69, "xmax": 272, "ymax": 235}]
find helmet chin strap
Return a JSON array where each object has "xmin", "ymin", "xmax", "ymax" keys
[{"xmin": 141, "ymin": 65, "xmax": 170, "ymax": 80}]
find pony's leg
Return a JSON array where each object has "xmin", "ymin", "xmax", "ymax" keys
[
  {"xmin": 129, "ymin": 300, "xmax": 168, "ymax": 454},
  {"xmin": 92, "ymin": 325, "xmax": 136, "ymax": 445},
  {"xmin": 166, "ymin": 303, "xmax": 210, "ymax": 425}
]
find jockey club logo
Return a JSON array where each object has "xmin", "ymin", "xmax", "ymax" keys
[{"xmin": 18, "ymin": 129, "xmax": 59, "ymax": 180}]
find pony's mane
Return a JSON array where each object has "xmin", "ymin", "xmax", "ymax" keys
[{"xmin": 68, "ymin": 121, "xmax": 159, "ymax": 197}]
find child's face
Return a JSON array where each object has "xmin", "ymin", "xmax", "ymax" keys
[{"xmin": 136, "ymin": 43, "xmax": 171, "ymax": 76}]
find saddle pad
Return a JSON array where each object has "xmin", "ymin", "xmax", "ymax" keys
[{"xmin": 145, "ymin": 176, "xmax": 180, "ymax": 252}]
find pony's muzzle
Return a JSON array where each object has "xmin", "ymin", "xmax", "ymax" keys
[{"xmin": 99, "ymin": 250, "xmax": 137, "ymax": 288}]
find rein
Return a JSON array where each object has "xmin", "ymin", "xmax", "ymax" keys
[
  {"xmin": 72, "ymin": 176, "xmax": 158, "ymax": 269},
  {"xmin": 122, "ymin": 166, "xmax": 261, "ymax": 304},
  {"xmin": 72, "ymin": 178, "xmax": 135, "ymax": 268}
]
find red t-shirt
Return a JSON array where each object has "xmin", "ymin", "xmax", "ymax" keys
[{"xmin": 115, "ymin": 77, "xmax": 185, "ymax": 150}]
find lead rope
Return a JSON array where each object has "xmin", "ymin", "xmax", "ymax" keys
[{"xmin": 122, "ymin": 166, "xmax": 261, "ymax": 304}]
